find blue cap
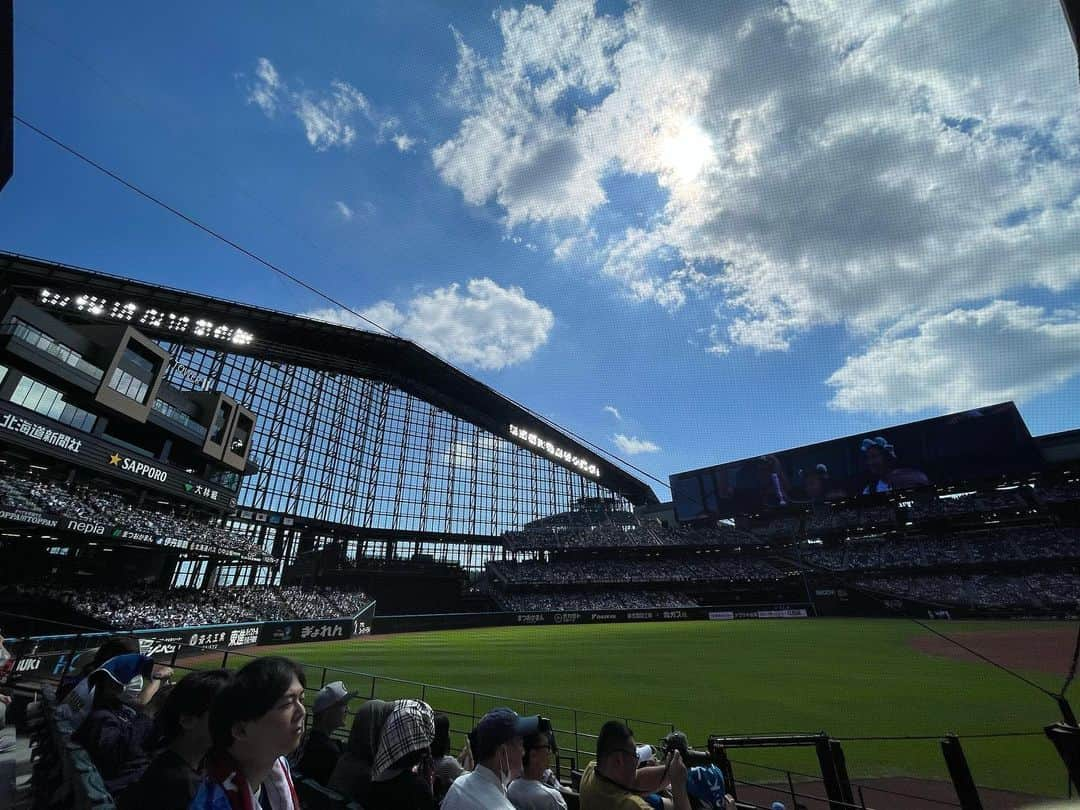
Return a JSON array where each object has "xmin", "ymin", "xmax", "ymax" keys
[
  {"xmin": 469, "ymin": 707, "xmax": 540, "ymax": 760},
  {"xmin": 91, "ymin": 653, "xmax": 152, "ymax": 687},
  {"xmin": 686, "ymin": 764, "xmax": 727, "ymax": 808}
]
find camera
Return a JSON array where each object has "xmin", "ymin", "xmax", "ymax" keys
[{"xmin": 659, "ymin": 730, "xmax": 713, "ymax": 768}]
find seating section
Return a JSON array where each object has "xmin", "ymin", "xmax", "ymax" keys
[
  {"xmin": 3, "ymin": 583, "xmax": 371, "ymax": 629},
  {"xmin": 0, "ymin": 473, "xmax": 270, "ymax": 562}
]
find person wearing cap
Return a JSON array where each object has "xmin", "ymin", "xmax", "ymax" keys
[
  {"xmin": 295, "ymin": 680, "xmax": 355, "ymax": 785},
  {"xmin": 580, "ymin": 720, "xmax": 690, "ymax": 810},
  {"xmin": 507, "ymin": 726, "xmax": 567, "ymax": 810},
  {"xmin": 70, "ymin": 653, "xmax": 173, "ymax": 802},
  {"xmin": 442, "ymin": 707, "xmax": 542, "ymax": 810}
]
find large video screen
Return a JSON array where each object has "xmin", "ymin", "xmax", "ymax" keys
[{"xmin": 671, "ymin": 403, "xmax": 1042, "ymax": 521}]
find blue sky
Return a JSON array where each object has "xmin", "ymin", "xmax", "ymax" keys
[{"xmin": 3, "ymin": 0, "xmax": 1079, "ymax": 498}]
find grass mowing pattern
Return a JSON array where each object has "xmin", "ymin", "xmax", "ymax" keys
[{"xmin": 225, "ymin": 619, "xmax": 1073, "ymax": 798}]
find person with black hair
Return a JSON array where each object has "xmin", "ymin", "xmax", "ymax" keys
[
  {"xmin": 507, "ymin": 727, "xmax": 567, "ymax": 810},
  {"xmin": 327, "ymin": 698, "xmax": 394, "ymax": 802},
  {"xmin": 432, "ymin": 712, "xmax": 466, "ymax": 800},
  {"xmin": 579, "ymin": 721, "xmax": 689, "ymax": 810},
  {"xmin": 191, "ymin": 656, "xmax": 306, "ymax": 810},
  {"xmin": 442, "ymin": 707, "xmax": 541, "ymax": 810},
  {"xmin": 123, "ymin": 669, "xmax": 233, "ymax": 810}
]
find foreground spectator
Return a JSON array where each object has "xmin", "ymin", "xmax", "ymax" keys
[
  {"xmin": 365, "ymin": 699, "xmax": 437, "ymax": 810},
  {"xmin": 0, "ymin": 630, "xmax": 11, "ymax": 754},
  {"xmin": 57, "ymin": 636, "xmax": 139, "ymax": 704},
  {"xmin": 432, "ymin": 713, "xmax": 466, "ymax": 800},
  {"xmin": 296, "ymin": 680, "xmax": 355, "ymax": 784},
  {"xmin": 192, "ymin": 657, "xmax": 306, "ymax": 810},
  {"xmin": 124, "ymin": 669, "xmax": 233, "ymax": 810},
  {"xmin": 327, "ymin": 698, "xmax": 393, "ymax": 802},
  {"xmin": 579, "ymin": 721, "xmax": 689, "ymax": 810},
  {"xmin": 508, "ymin": 726, "xmax": 567, "ymax": 810},
  {"xmin": 442, "ymin": 708, "xmax": 541, "ymax": 810},
  {"xmin": 71, "ymin": 655, "xmax": 172, "ymax": 802}
]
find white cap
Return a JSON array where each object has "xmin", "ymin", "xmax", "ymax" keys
[
  {"xmin": 313, "ymin": 681, "xmax": 357, "ymax": 714},
  {"xmin": 636, "ymin": 744, "xmax": 655, "ymax": 764}
]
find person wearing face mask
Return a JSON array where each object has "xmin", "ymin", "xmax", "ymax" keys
[
  {"xmin": 441, "ymin": 707, "xmax": 543, "ymax": 810},
  {"xmin": 70, "ymin": 654, "xmax": 173, "ymax": 803}
]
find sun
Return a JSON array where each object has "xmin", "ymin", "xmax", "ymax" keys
[{"xmin": 658, "ymin": 118, "xmax": 714, "ymax": 182}]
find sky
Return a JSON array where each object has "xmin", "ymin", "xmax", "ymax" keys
[{"xmin": 3, "ymin": 0, "xmax": 1079, "ymax": 499}]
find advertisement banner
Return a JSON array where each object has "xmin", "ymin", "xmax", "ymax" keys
[
  {"xmin": 0, "ymin": 400, "xmax": 237, "ymax": 508},
  {"xmin": 257, "ymin": 619, "xmax": 353, "ymax": 646}
]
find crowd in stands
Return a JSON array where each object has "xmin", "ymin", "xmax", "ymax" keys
[
  {"xmin": 1, "ymin": 474, "xmax": 271, "ymax": 561},
  {"xmin": 907, "ymin": 490, "xmax": 1030, "ymax": 520},
  {"xmin": 494, "ymin": 589, "xmax": 699, "ymax": 612},
  {"xmin": 2, "ymin": 583, "xmax": 370, "ymax": 629},
  {"xmin": 489, "ymin": 555, "xmax": 788, "ymax": 587},
  {"xmin": 857, "ymin": 572, "xmax": 1080, "ymax": 611},
  {"xmin": 502, "ymin": 521, "xmax": 752, "ymax": 550},
  {"xmin": 1038, "ymin": 481, "xmax": 1080, "ymax": 503},
  {"xmin": 42, "ymin": 639, "xmax": 736, "ymax": 810},
  {"xmin": 798, "ymin": 527, "xmax": 1080, "ymax": 572}
]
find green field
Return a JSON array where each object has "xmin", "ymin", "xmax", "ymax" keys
[{"xmin": 212, "ymin": 619, "xmax": 1074, "ymax": 799}]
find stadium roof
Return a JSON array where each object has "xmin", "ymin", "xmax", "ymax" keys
[{"xmin": 0, "ymin": 250, "xmax": 658, "ymax": 505}]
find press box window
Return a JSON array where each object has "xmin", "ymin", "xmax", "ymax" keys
[
  {"xmin": 9, "ymin": 375, "xmax": 97, "ymax": 432},
  {"xmin": 231, "ymin": 413, "xmax": 254, "ymax": 455},
  {"xmin": 210, "ymin": 401, "xmax": 233, "ymax": 444}
]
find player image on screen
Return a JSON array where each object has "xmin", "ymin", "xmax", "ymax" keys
[{"xmin": 860, "ymin": 436, "xmax": 930, "ymax": 495}]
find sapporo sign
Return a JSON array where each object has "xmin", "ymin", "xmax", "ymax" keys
[{"xmin": 0, "ymin": 400, "xmax": 235, "ymax": 508}]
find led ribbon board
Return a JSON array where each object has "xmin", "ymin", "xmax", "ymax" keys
[
  {"xmin": 509, "ymin": 424, "xmax": 600, "ymax": 478},
  {"xmin": 38, "ymin": 289, "xmax": 255, "ymax": 346}
]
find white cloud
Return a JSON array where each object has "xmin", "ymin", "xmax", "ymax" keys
[
  {"xmin": 248, "ymin": 57, "xmax": 281, "ymax": 115},
  {"xmin": 436, "ymin": 0, "xmax": 1080, "ymax": 404},
  {"xmin": 393, "ymin": 133, "xmax": 417, "ymax": 152},
  {"xmin": 243, "ymin": 58, "xmax": 407, "ymax": 153},
  {"xmin": 602, "ymin": 405, "xmax": 622, "ymax": 420},
  {"xmin": 302, "ymin": 278, "xmax": 554, "ymax": 371},
  {"xmin": 613, "ymin": 434, "xmax": 660, "ymax": 455},
  {"xmin": 826, "ymin": 301, "xmax": 1080, "ymax": 414},
  {"xmin": 334, "ymin": 201, "xmax": 354, "ymax": 220}
]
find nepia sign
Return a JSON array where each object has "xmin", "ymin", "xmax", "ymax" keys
[{"xmin": 509, "ymin": 424, "xmax": 600, "ymax": 478}]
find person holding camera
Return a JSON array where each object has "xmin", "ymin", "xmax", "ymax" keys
[
  {"xmin": 442, "ymin": 708, "xmax": 544, "ymax": 810},
  {"xmin": 580, "ymin": 721, "xmax": 691, "ymax": 810},
  {"xmin": 507, "ymin": 726, "xmax": 567, "ymax": 810}
]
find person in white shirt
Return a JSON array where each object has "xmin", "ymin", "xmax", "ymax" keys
[
  {"xmin": 508, "ymin": 726, "xmax": 567, "ymax": 810},
  {"xmin": 441, "ymin": 708, "xmax": 541, "ymax": 810}
]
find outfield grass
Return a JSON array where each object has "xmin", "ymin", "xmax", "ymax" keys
[{"xmin": 218, "ymin": 619, "xmax": 1073, "ymax": 798}]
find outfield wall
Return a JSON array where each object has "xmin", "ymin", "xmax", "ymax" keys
[
  {"xmin": 2, "ymin": 603, "xmax": 376, "ymax": 684},
  {"xmin": 373, "ymin": 605, "xmax": 810, "ymax": 634}
]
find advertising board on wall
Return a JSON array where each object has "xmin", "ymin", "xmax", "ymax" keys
[{"xmin": 0, "ymin": 400, "xmax": 236, "ymax": 508}]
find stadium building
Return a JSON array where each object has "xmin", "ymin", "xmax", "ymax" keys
[{"xmin": 0, "ymin": 251, "xmax": 656, "ymax": 622}]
